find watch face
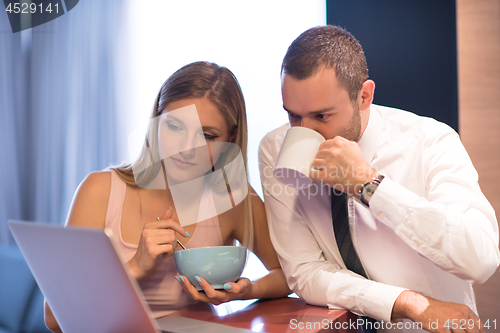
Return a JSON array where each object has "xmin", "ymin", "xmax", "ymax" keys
[{"xmin": 362, "ymin": 183, "xmax": 378, "ymax": 202}]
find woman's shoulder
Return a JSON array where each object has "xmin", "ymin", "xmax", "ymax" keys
[
  {"xmin": 65, "ymin": 171, "xmax": 113, "ymax": 228},
  {"xmin": 80, "ymin": 170, "xmax": 112, "ymax": 195}
]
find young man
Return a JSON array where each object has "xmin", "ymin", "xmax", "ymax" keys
[{"xmin": 259, "ymin": 26, "xmax": 499, "ymax": 333}]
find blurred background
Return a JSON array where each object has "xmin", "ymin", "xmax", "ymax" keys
[
  {"xmin": 0, "ymin": 1, "xmax": 324, "ymax": 331},
  {"xmin": 0, "ymin": 0, "xmax": 325, "ymax": 241},
  {"xmin": 1, "ymin": 0, "xmax": 499, "ymax": 331}
]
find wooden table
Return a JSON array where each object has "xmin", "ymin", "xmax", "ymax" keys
[{"xmin": 167, "ymin": 296, "xmax": 360, "ymax": 332}]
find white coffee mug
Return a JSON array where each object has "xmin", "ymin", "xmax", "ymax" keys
[{"xmin": 273, "ymin": 126, "xmax": 325, "ymax": 188}]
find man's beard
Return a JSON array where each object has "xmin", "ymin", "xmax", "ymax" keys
[{"xmin": 337, "ymin": 103, "xmax": 362, "ymax": 142}]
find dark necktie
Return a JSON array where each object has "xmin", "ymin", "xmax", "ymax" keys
[
  {"xmin": 331, "ymin": 188, "xmax": 377, "ymax": 333},
  {"xmin": 331, "ymin": 188, "xmax": 366, "ymax": 277}
]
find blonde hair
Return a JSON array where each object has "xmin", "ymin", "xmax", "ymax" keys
[{"xmin": 112, "ymin": 61, "xmax": 253, "ymax": 249}]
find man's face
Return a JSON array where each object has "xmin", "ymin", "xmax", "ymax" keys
[{"xmin": 281, "ymin": 66, "xmax": 362, "ymax": 141}]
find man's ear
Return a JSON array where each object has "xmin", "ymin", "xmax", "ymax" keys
[{"xmin": 359, "ymin": 79, "xmax": 375, "ymax": 111}]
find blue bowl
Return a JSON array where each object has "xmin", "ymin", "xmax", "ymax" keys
[{"xmin": 174, "ymin": 246, "xmax": 247, "ymax": 290}]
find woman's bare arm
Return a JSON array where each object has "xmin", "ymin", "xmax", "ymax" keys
[
  {"xmin": 241, "ymin": 188, "xmax": 291, "ymax": 299},
  {"xmin": 44, "ymin": 172, "xmax": 111, "ymax": 331}
]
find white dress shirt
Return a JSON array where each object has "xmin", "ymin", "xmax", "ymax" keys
[{"xmin": 258, "ymin": 104, "xmax": 499, "ymax": 331}]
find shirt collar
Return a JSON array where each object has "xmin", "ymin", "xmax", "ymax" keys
[{"xmin": 357, "ymin": 105, "xmax": 382, "ymax": 164}]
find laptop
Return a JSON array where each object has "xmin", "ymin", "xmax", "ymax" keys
[{"xmin": 8, "ymin": 220, "xmax": 253, "ymax": 333}]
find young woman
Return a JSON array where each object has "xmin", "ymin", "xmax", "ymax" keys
[{"xmin": 44, "ymin": 61, "xmax": 290, "ymax": 331}]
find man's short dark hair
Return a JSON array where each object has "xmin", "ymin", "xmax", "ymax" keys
[{"xmin": 281, "ymin": 25, "xmax": 369, "ymax": 103}]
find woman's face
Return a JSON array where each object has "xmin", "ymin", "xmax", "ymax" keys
[{"xmin": 157, "ymin": 97, "xmax": 233, "ymax": 184}]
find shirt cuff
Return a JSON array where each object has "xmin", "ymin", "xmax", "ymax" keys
[{"xmin": 360, "ymin": 283, "xmax": 407, "ymax": 322}]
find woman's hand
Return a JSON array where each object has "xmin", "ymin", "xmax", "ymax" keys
[
  {"xmin": 176, "ymin": 275, "xmax": 253, "ymax": 305},
  {"xmin": 128, "ymin": 208, "xmax": 188, "ymax": 280}
]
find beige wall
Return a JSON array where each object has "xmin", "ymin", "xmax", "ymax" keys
[{"xmin": 456, "ymin": 0, "xmax": 500, "ymax": 322}]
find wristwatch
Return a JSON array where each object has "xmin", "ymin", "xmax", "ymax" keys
[{"xmin": 359, "ymin": 174, "xmax": 385, "ymax": 207}]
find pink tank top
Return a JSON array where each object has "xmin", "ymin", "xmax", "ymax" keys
[{"xmin": 104, "ymin": 170, "xmax": 224, "ymax": 318}]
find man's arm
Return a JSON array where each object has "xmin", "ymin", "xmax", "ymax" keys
[
  {"xmin": 310, "ymin": 127, "xmax": 499, "ymax": 284},
  {"xmin": 306, "ymin": 123, "xmax": 496, "ymax": 331},
  {"xmin": 258, "ymin": 132, "xmax": 406, "ymax": 322},
  {"xmin": 369, "ymin": 128, "xmax": 499, "ymax": 284}
]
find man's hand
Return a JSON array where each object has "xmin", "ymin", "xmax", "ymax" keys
[
  {"xmin": 309, "ymin": 136, "xmax": 377, "ymax": 195},
  {"xmin": 392, "ymin": 290, "xmax": 484, "ymax": 333}
]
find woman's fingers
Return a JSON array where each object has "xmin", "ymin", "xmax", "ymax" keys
[
  {"xmin": 132, "ymin": 208, "xmax": 184, "ymax": 278},
  {"xmin": 142, "ymin": 218, "xmax": 189, "ymax": 259},
  {"xmin": 195, "ymin": 276, "xmax": 221, "ymax": 299},
  {"xmin": 222, "ymin": 282, "xmax": 237, "ymax": 293},
  {"xmin": 175, "ymin": 275, "xmax": 228, "ymax": 304},
  {"xmin": 144, "ymin": 230, "xmax": 181, "ymax": 258},
  {"xmin": 176, "ymin": 275, "xmax": 222, "ymax": 304},
  {"xmin": 223, "ymin": 278, "xmax": 251, "ymax": 295},
  {"xmin": 154, "ymin": 208, "xmax": 190, "ymax": 239},
  {"xmin": 159, "ymin": 207, "xmax": 173, "ymax": 220},
  {"xmin": 175, "ymin": 276, "xmax": 252, "ymax": 303}
]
